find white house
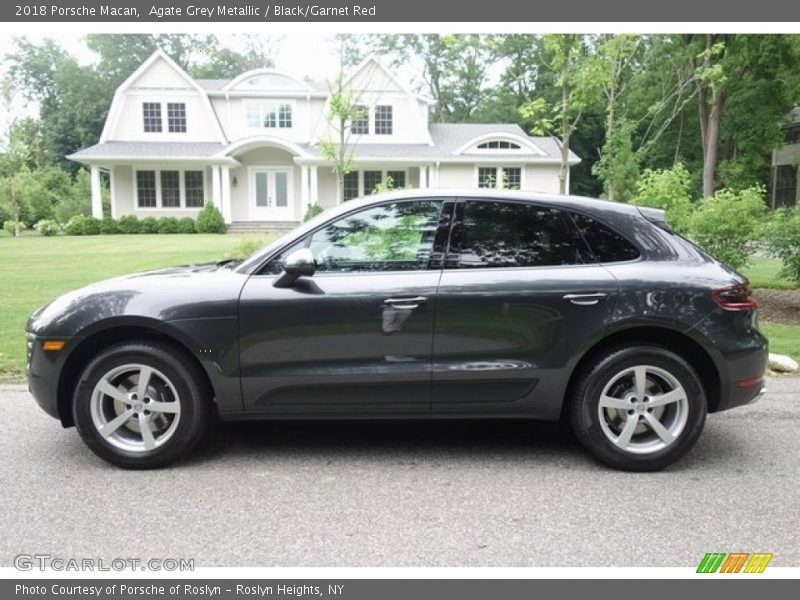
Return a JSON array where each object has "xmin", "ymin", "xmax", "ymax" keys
[{"xmin": 68, "ymin": 49, "xmax": 580, "ymax": 227}]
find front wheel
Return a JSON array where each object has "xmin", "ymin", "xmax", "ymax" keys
[
  {"xmin": 570, "ymin": 345, "xmax": 707, "ymax": 471},
  {"xmin": 72, "ymin": 342, "xmax": 211, "ymax": 469}
]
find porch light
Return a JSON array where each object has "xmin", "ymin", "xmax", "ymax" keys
[{"xmin": 232, "ymin": 176, "xmax": 238, "ymax": 188}]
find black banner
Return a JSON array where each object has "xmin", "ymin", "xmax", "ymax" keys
[
  {"xmin": 4, "ymin": 0, "xmax": 800, "ymax": 22},
  {"xmin": 5, "ymin": 579, "xmax": 799, "ymax": 600}
]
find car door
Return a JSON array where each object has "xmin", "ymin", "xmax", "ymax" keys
[
  {"xmin": 431, "ymin": 199, "xmax": 619, "ymax": 419},
  {"xmin": 238, "ymin": 198, "xmax": 452, "ymax": 413}
]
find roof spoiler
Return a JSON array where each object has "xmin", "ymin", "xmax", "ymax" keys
[{"xmin": 636, "ymin": 206, "xmax": 667, "ymax": 225}]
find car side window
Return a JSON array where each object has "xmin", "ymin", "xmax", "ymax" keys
[
  {"xmin": 308, "ymin": 200, "xmax": 445, "ymax": 273},
  {"xmin": 570, "ymin": 212, "xmax": 641, "ymax": 263},
  {"xmin": 451, "ymin": 200, "xmax": 586, "ymax": 268}
]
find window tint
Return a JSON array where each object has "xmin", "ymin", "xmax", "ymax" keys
[
  {"xmin": 454, "ymin": 201, "xmax": 585, "ymax": 268},
  {"xmin": 309, "ymin": 200, "xmax": 444, "ymax": 272},
  {"xmin": 571, "ymin": 212, "xmax": 640, "ymax": 263}
]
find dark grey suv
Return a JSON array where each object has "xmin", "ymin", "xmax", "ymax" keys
[{"xmin": 26, "ymin": 190, "xmax": 767, "ymax": 470}]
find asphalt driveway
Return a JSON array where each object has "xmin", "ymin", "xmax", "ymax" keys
[{"xmin": 1, "ymin": 377, "xmax": 798, "ymax": 567}]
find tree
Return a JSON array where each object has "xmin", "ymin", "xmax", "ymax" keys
[
  {"xmin": 190, "ymin": 35, "xmax": 278, "ymax": 78},
  {"xmin": 520, "ymin": 35, "xmax": 602, "ymax": 195},
  {"xmin": 358, "ymin": 34, "xmax": 498, "ymax": 122},
  {"xmin": 687, "ymin": 34, "xmax": 800, "ymax": 197},
  {"xmin": 317, "ymin": 69, "xmax": 368, "ymax": 201}
]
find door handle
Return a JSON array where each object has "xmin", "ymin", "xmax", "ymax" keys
[
  {"xmin": 384, "ymin": 296, "xmax": 428, "ymax": 310},
  {"xmin": 563, "ymin": 292, "xmax": 608, "ymax": 306}
]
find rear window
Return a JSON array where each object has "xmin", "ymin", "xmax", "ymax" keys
[
  {"xmin": 454, "ymin": 201, "xmax": 586, "ymax": 268},
  {"xmin": 571, "ymin": 213, "xmax": 640, "ymax": 263}
]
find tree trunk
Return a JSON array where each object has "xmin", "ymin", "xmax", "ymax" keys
[
  {"xmin": 558, "ymin": 44, "xmax": 571, "ymax": 196},
  {"xmin": 702, "ymin": 91, "xmax": 723, "ymax": 198}
]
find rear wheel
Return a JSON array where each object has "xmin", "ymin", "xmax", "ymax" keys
[
  {"xmin": 570, "ymin": 345, "xmax": 707, "ymax": 471},
  {"xmin": 72, "ymin": 342, "xmax": 210, "ymax": 469}
]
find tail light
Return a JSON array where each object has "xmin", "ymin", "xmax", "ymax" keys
[{"xmin": 711, "ymin": 283, "xmax": 757, "ymax": 311}]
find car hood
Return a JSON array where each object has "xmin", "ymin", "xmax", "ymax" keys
[{"xmin": 27, "ymin": 263, "xmax": 248, "ymax": 337}]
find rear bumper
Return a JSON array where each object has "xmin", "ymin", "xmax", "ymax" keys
[{"xmin": 713, "ymin": 344, "xmax": 769, "ymax": 413}]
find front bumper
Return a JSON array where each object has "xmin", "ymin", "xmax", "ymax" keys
[{"xmin": 27, "ymin": 333, "xmax": 66, "ymax": 422}]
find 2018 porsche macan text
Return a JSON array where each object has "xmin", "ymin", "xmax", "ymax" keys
[{"xmin": 26, "ymin": 190, "xmax": 767, "ymax": 470}]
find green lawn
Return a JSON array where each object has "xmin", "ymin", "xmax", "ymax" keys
[
  {"xmin": 0, "ymin": 234, "xmax": 275, "ymax": 381},
  {"xmin": 761, "ymin": 322, "xmax": 800, "ymax": 359},
  {"xmin": 741, "ymin": 256, "xmax": 796, "ymax": 290}
]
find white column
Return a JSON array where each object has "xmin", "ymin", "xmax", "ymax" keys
[
  {"xmin": 310, "ymin": 166, "xmax": 319, "ymax": 206},
  {"xmin": 90, "ymin": 165, "xmax": 103, "ymax": 219},
  {"xmin": 221, "ymin": 166, "xmax": 232, "ymax": 224},
  {"xmin": 211, "ymin": 166, "xmax": 222, "ymax": 209},
  {"xmin": 420, "ymin": 165, "xmax": 428, "ymax": 189},
  {"xmin": 300, "ymin": 165, "xmax": 310, "ymax": 209}
]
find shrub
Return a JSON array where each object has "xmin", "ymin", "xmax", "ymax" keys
[
  {"xmin": 195, "ymin": 203, "xmax": 226, "ymax": 233},
  {"xmin": 763, "ymin": 208, "xmax": 800, "ymax": 286},
  {"xmin": 156, "ymin": 217, "xmax": 180, "ymax": 234},
  {"xmin": 230, "ymin": 236, "xmax": 269, "ymax": 260},
  {"xmin": 632, "ymin": 164, "xmax": 694, "ymax": 233},
  {"xmin": 64, "ymin": 215, "xmax": 88, "ymax": 235},
  {"xmin": 303, "ymin": 203, "xmax": 325, "ymax": 222},
  {"xmin": 99, "ymin": 218, "xmax": 120, "ymax": 234},
  {"xmin": 35, "ymin": 219, "xmax": 60, "ymax": 236},
  {"xmin": 64, "ymin": 215, "xmax": 101, "ymax": 235},
  {"xmin": 117, "ymin": 215, "xmax": 141, "ymax": 234},
  {"xmin": 3, "ymin": 221, "xmax": 24, "ymax": 236},
  {"xmin": 687, "ymin": 185, "xmax": 767, "ymax": 271},
  {"xmin": 139, "ymin": 217, "xmax": 159, "ymax": 234},
  {"xmin": 177, "ymin": 217, "xmax": 197, "ymax": 234}
]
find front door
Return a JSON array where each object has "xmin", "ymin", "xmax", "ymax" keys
[
  {"xmin": 252, "ymin": 168, "xmax": 292, "ymax": 221},
  {"xmin": 238, "ymin": 198, "xmax": 451, "ymax": 413}
]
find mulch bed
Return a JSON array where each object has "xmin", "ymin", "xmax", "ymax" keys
[{"xmin": 753, "ymin": 288, "xmax": 800, "ymax": 326}]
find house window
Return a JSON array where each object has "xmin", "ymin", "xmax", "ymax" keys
[
  {"xmin": 351, "ymin": 105, "xmax": 369, "ymax": 135},
  {"xmin": 478, "ymin": 167, "xmax": 522, "ymax": 190},
  {"xmin": 142, "ymin": 103, "xmax": 162, "ymax": 133},
  {"xmin": 504, "ymin": 167, "xmax": 522, "ymax": 190},
  {"xmin": 278, "ymin": 104, "xmax": 292, "ymax": 128},
  {"xmin": 247, "ymin": 102, "xmax": 293, "ymax": 129},
  {"xmin": 363, "ymin": 171, "xmax": 383, "ymax": 195},
  {"xmin": 184, "ymin": 171, "xmax": 204, "ymax": 208},
  {"xmin": 477, "ymin": 140, "xmax": 521, "ymax": 150},
  {"xmin": 387, "ymin": 170, "xmax": 406, "ymax": 189},
  {"xmin": 136, "ymin": 171, "xmax": 157, "ymax": 207},
  {"xmin": 478, "ymin": 167, "xmax": 497, "ymax": 189},
  {"xmin": 343, "ymin": 172, "xmax": 359, "ymax": 201},
  {"xmin": 167, "ymin": 103, "xmax": 186, "ymax": 133},
  {"xmin": 374, "ymin": 105, "xmax": 393, "ymax": 135},
  {"xmin": 160, "ymin": 171, "xmax": 181, "ymax": 207}
]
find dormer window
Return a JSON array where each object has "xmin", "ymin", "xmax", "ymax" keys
[
  {"xmin": 142, "ymin": 103, "xmax": 162, "ymax": 132},
  {"xmin": 247, "ymin": 101, "xmax": 293, "ymax": 129},
  {"xmin": 143, "ymin": 102, "xmax": 187, "ymax": 133},
  {"xmin": 477, "ymin": 140, "xmax": 521, "ymax": 150},
  {"xmin": 167, "ymin": 103, "xmax": 186, "ymax": 133},
  {"xmin": 351, "ymin": 105, "xmax": 369, "ymax": 135},
  {"xmin": 374, "ymin": 105, "xmax": 393, "ymax": 135}
]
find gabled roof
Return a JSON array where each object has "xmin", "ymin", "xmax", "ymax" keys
[{"xmin": 99, "ymin": 49, "xmax": 226, "ymax": 143}]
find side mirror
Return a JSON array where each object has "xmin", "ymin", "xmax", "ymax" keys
[{"xmin": 273, "ymin": 248, "xmax": 316, "ymax": 288}]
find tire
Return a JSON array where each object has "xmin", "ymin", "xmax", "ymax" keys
[
  {"xmin": 569, "ymin": 344, "xmax": 707, "ymax": 472},
  {"xmin": 72, "ymin": 341, "xmax": 211, "ymax": 469}
]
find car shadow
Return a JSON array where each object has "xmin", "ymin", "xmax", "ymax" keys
[{"xmin": 186, "ymin": 418, "xmax": 588, "ymax": 467}]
